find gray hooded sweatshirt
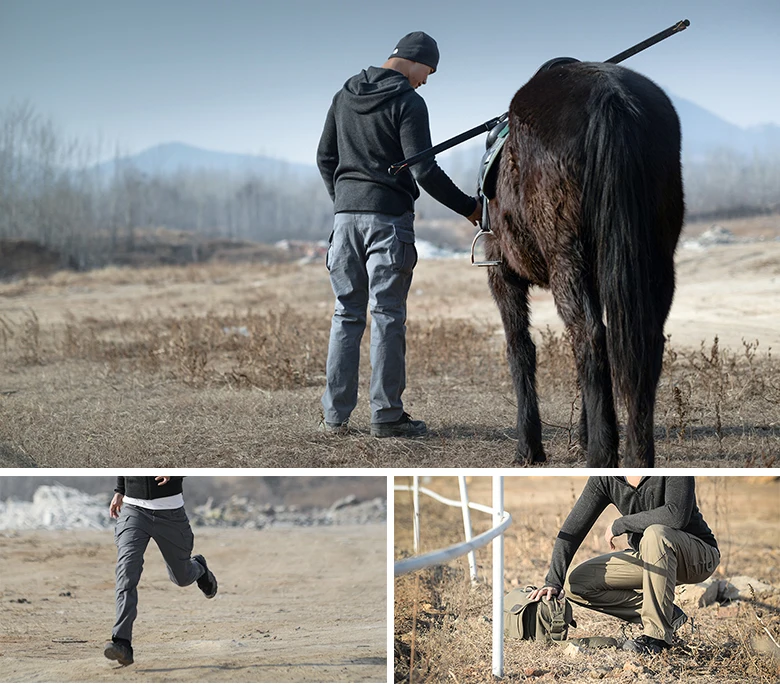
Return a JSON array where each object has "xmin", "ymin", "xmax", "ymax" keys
[
  {"xmin": 545, "ymin": 476, "xmax": 718, "ymax": 590},
  {"xmin": 317, "ymin": 66, "xmax": 477, "ymax": 219}
]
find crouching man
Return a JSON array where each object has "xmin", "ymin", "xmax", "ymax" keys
[
  {"xmin": 104, "ymin": 476, "xmax": 217, "ymax": 666},
  {"xmin": 529, "ymin": 476, "xmax": 719, "ymax": 654}
]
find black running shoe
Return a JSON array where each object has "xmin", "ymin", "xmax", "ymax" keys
[
  {"xmin": 104, "ymin": 638, "xmax": 133, "ymax": 666},
  {"xmin": 370, "ymin": 413, "xmax": 427, "ymax": 438},
  {"xmin": 622, "ymin": 634, "xmax": 669, "ymax": 655},
  {"xmin": 193, "ymin": 554, "xmax": 218, "ymax": 598}
]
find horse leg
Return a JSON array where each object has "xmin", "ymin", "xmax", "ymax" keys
[
  {"xmin": 577, "ymin": 399, "xmax": 588, "ymax": 453},
  {"xmin": 488, "ymin": 265, "xmax": 546, "ymax": 464},
  {"xmin": 549, "ymin": 263, "xmax": 618, "ymax": 467},
  {"xmin": 623, "ymin": 332, "xmax": 664, "ymax": 467}
]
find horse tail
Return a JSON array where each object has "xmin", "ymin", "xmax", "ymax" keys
[{"xmin": 581, "ymin": 68, "xmax": 679, "ymax": 403}]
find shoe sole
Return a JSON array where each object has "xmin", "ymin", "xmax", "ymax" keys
[
  {"xmin": 621, "ymin": 641, "xmax": 664, "ymax": 655},
  {"xmin": 104, "ymin": 642, "xmax": 133, "ymax": 666},
  {"xmin": 193, "ymin": 554, "xmax": 218, "ymax": 598},
  {"xmin": 370, "ymin": 427, "xmax": 427, "ymax": 438}
]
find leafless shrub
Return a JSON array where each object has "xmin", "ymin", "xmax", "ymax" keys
[{"xmin": 19, "ymin": 309, "xmax": 42, "ymax": 365}]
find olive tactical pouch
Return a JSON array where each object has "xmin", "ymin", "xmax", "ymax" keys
[{"xmin": 503, "ymin": 586, "xmax": 576, "ymax": 642}]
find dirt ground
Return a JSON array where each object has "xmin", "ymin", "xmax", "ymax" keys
[
  {"xmin": 394, "ymin": 476, "xmax": 780, "ymax": 683},
  {"xmin": 0, "ymin": 525, "xmax": 387, "ymax": 683},
  {"xmin": 0, "ymin": 226, "xmax": 778, "ymax": 467}
]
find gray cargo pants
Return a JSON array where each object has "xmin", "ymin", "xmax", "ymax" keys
[
  {"xmin": 563, "ymin": 524, "xmax": 720, "ymax": 643},
  {"xmin": 112, "ymin": 504, "xmax": 204, "ymax": 642},
  {"xmin": 322, "ymin": 211, "xmax": 417, "ymax": 425}
]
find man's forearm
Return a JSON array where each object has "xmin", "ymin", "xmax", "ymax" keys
[{"xmin": 412, "ymin": 160, "xmax": 477, "ymax": 217}]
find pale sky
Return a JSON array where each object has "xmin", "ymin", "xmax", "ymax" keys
[{"xmin": 1, "ymin": 0, "xmax": 778, "ymax": 165}]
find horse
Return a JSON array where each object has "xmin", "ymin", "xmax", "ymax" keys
[{"xmin": 484, "ymin": 60, "xmax": 684, "ymax": 467}]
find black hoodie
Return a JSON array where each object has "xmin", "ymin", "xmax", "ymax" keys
[
  {"xmin": 317, "ymin": 66, "xmax": 476, "ymax": 218},
  {"xmin": 544, "ymin": 476, "xmax": 718, "ymax": 590}
]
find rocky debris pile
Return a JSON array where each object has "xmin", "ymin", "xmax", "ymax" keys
[
  {"xmin": 682, "ymin": 224, "xmax": 746, "ymax": 250},
  {"xmin": 190, "ymin": 494, "xmax": 386, "ymax": 529},
  {"xmin": 676, "ymin": 575, "xmax": 778, "ymax": 608},
  {"xmin": 0, "ymin": 485, "xmax": 386, "ymax": 531},
  {"xmin": 0, "ymin": 484, "xmax": 110, "ymax": 530}
]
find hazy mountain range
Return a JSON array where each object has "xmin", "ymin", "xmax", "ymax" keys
[{"xmin": 100, "ymin": 92, "xmax": 780, "ymax": 179}]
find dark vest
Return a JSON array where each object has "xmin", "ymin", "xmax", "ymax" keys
[{"xmin": 115, "ymin": 476, "xmax": 184, "ymax": 500}]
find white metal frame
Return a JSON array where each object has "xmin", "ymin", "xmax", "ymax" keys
[{"xmin": 394, "ymin": 476, "xmax": 510, "ymax": 678}]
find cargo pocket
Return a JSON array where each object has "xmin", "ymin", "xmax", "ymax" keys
[
  {"xmin": 325, "ymin": 230, "xmax": 334, "ymax": 271},
  {"xmin": 391, "ymin": 226, "xmax": 417, "ymax": 275},
  {"xmin": 113, "ymin": 515, "xmax": 128, "ymax": 544}
]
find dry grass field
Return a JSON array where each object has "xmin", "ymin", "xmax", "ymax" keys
[
  {"xmin": 1, "ymin": 222, "xmax": 779, "ymax": 467},
  {"xmin": 1, "ymin": 525, "xmax": 386, "ymax": 683},
  {"xmin": 394, "ymin": 476, "xmax": 780, "ymax": 683}
]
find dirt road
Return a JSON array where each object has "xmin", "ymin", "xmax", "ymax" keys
[{"xmin": 0, "ymin": 526, "xmax": 386, "ymax": 683}]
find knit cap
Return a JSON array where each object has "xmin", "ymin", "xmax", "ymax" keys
[{"xmin": 389, "ymin": 31, "xmax": 439, "ymax": 72}]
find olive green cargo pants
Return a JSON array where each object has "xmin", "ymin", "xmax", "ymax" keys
[{"xmin": 564, "ymin": 524, "xmax": 720, "ymax": 643}]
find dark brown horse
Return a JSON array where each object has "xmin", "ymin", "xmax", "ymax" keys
[{"xmin": 485, "ymin": 61, "xmax": 684, "ymax": 467}]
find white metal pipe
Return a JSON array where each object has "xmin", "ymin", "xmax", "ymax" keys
[
  {"xmin": 457, "ymin": 476, "xmax": 478, "ymax": 583},
  {"xmin": 393, "ymin": 484, "xmax": 497, "ymax": 517},
  {"xmin": 492, "ymin": 475, "xmax": 504, "ymax": 679},
  {"xmin": 394, "ymin": 507, "xmax": 511, "ymax": 576},
  {"xmin": 412, "ymin": 475, "xmax": 420, "ymax": 555}
]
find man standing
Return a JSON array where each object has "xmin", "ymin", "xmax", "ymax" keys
[
  {"xmin": 104, "ymin": 476, "xmax": 217, "ymax": 666},
  {"xmin": 317, "ymin": 31, "xmax": 482, "ymax": 438},
  {"xmin": 529, "ymin": 476, "xmax": 720, "ymax": 654}
]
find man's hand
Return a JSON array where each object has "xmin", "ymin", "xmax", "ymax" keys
[
  {"xmin": 109, "ymin": 493, "xmax": 123, "ymax": 519},
  {"xmin": 604, "ymin": 521, "xmax": 618, "ymax": 550},
  {"xmin": 156, "ymin": 476, "xmax": 171, "ymax": 486},
  {"xmin": 528, "ymin": 586, "xmax": 564, "ymax": 601},
  {"xmin": 466, "ymin": 197, "xmax": 483, "ymax": 226}
]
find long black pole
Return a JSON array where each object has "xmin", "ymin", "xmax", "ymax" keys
[
  {"xmin": 604, "ymin": 18, "xmax": 689, "ymax": 64},
  {"xmin": 389, "ymin": 19, "xmax": 690, "ymax": 175}
]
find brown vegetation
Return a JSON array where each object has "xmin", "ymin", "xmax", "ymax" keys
[{"xmin": 0, "ymin": 256, "xmax": 778, "ymax": 467}]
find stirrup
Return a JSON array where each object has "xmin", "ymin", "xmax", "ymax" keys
[{"xmin": 471, "ymin": 225, "xmax": 501, "ymax": 267}]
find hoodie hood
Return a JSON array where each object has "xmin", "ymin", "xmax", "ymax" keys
[{"xmin": 341, "ymin": 66, "xmax": 414, "ymax": 114}]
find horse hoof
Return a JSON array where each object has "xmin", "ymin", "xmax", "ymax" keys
[
  {"xmin": 514, "ymin": 448, "xmax": 547, "ymax": 466},
  {"xmin": 586, "ymin": 456, "xmax": 619, "ymax": 468}
]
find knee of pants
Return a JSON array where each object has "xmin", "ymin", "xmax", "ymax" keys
[
  {"xmin": 167, "ymin": 567, "xmax": 194, "ymax": 587},
  {"xmin": 334, "ymin": 301, "xmax": 367, "ymax": 323},
  {"xmin": 564, "ymin": 566, "xmax": 589, "ymax": 600},
  {"xmin": 641, "ymin": 524, "xmax": 673, "ymax": 543},
  {"xmin": 639, "ymin": 524, "xmax": 673, "ymax": 554},
  {"xmin": 369, "ymin": 304, "xmax": 406, "ymax": 326},
  {"xmin": 116, "ymin": 565, "xmax": 143, "ymax": 590}
]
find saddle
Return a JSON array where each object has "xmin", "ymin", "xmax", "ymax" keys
[
  {"xmin": 478, "ymin": 118, "xmax": 509, "ymax": 201},
  {"xmin": 472, "ymin": 57, "xmax": 581, "ymax": 265}
]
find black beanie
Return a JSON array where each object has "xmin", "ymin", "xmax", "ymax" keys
[{"xmin": 389, "ymin": 31, "xmax": 439, "ymax": 73}]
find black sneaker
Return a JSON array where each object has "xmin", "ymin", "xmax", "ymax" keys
[
  {"xmin": 622, "ymin": 634, "xmax": 669, "ymax": 655},
  {"xmin": 104, "ymin": 638, "xmax": 133, "ymax": 666},
  {"xmin": 370, "ymin": 413, "xmax": 427, "ymax": 438},
  {"xmin": 671, "ymin": 604, "xmax": 688, "ymax": 632},
  {"xmin": 193, "ymin": 554, "xmax": 218, "ymax": 598}
]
